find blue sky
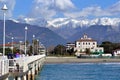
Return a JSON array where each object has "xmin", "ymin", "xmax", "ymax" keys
[{"xmin": 0, "ymin": 0, "xmax": 120, "ymax": 20}]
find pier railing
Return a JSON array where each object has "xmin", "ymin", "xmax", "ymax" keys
[
  {"xmin": 0, "ymin": 54, "xmax": 46, "ymax": 80},
  {"xmin": 9, "ymin": 54, "xmax": 46, "ymax": 73},
  {"xmin": 0, "ymin": 56, "xmax": 9, "ymax": 76}
]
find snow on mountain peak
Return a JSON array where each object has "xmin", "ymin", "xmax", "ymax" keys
[
  {"xmin": 10, "ymin": 19, "xmax": 20, "ymax": 23},
  {"xmin": 47, "ymin": 17, "xmax": 120, "ymax": 29},
  {"xmin": 15, "ymin": 17, "xmax": 120, "ymax": 29}
]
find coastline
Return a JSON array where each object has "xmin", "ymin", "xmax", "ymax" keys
[{"xmin": 45, "ymin": 57, "xmax": 120, "ymax": 64}]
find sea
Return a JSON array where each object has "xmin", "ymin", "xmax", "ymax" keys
[{"xmin": 36, "ymin": 63, "xmax": 120, "ymax": 80}]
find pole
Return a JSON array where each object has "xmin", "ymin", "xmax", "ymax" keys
[
  {"xmin": 3, "ymin": 12, "xmax": 5, "ymax": 56},
  {"xmin": 37, "ymin": 39, "xmax": 39, "ymax": 54},
  {"xmin": 12, "ymin": 37, "xmax": 14, "ymax": 54},
  {"xmin": 33, "ymin": 35, "xmax": 35, "ymax": 55},
  {"xmin": 2, "ymin": 4, "xmax": 8, "ymax": 56},
  {"xmin": 19, "ymin": 41, "xmax": 22, "ymax": 54},
  {"xmin": 25, "ymin": 26, "xmax": 28, "ymax": 56}
]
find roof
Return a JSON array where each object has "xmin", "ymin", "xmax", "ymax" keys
[
  {"xmin": 77, "ymin": 39, "xmax": 96, "ymax": 42},
  {"xmin": 76, "ymin": 34, "xmax": 96, "ymax": 42},
  {"xmin": 0, "ymin": 42, "xmax": 19, "ymax": 47},
  {"xmin": 113, "ymin": 49, "xmax": 120, "ymax": 51}
]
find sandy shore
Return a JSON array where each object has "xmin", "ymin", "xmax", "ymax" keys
[{"xmin": 45, "ymin": 57, "xmax": 120, "ymax": 64}]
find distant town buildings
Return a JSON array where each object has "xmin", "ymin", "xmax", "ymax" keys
[{"xmin": 0, "ymin": 41, "xmax": 46, "ymax": 55}]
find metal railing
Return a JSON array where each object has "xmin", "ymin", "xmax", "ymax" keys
[
  {"xmin": 0, "ymin": 56, "xmax": 9, "ymax": 76},
  {"xmin": 9, "ymin": 58, "xmax": 24, "ymax": 73},
  {"xmin": 8, "ymin": 54, "xmax": 46, "ymax": 73}
]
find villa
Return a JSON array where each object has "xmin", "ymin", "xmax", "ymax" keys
[{"xmin": 74, "ymin": 34, "xmax": 104, "ymax": 56}]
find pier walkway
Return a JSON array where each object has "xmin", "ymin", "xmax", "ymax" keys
[{"xmin": 0, "ymin": 54, "xmax": 46, "ymax": 80}]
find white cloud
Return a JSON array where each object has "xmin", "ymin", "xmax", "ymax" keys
[
  {"xmin": 0, "ymin": 0, "xmax": 15, "ymax": 18},
  {"xmin": 28, "ymin": 0, "xmax": 75, "ymax": 19},
  {"xmin": 64, "ymin": 1, "xmax": 120, "ymax": 19},
  {"xmin": 108, "ymin": 1, "xmax": 120, "ymax": 15},
  {"xmin": 28, "ymin": 0, "xmax": 120, "ymax": 19},
  {"xmin": 54, "ymin": 0, "xmax": 75, "ymax": 11},
  {"xmin": 2, "ymin": 0, "xmax": 120, "ymax": 20}
]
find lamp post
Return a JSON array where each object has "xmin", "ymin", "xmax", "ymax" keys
[
  {"xmin": 25, "ymin": 26, "xmax": 28, "ymax": 56},
  {"xmin": 19, "ymin": 41, "xmax": 22, "ymax": 54},
  {"xmin": 2, "ymin": 4, "xmax": 8, "ymax": 56},
  {"xmin": 11, "ymin": 37, "xmax": 14, "ymax": 54},
  {"xmin": 37, "ymin": 39, "xmax": 39, "ymax": 54},
  {"xmin": 32, "ymin": 34, "xmax": 35, "ymax": 55}
]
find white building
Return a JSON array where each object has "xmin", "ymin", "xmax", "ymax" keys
[
  {"xmin": 66, "ymin": 43, "xmax": 75, "ymax": 50},
  {"xmin": 113, "ymin": 49, "xmax": 120, "ymax": 56},
  {"xmin": 75, "ymin": 34, "xmax": 104, "ymax": 54}
]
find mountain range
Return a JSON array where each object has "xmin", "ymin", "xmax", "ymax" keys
[
  {"xmin": 0, "ymin": 20, "xmax": 66, "ymax": 47},
  {"xmin": 0, "ymin": 17, "xmax": 120, "ymax": 47},
  {"xmin": 17, "ymin": 17, "xmax": 120, "ymax": 43}
]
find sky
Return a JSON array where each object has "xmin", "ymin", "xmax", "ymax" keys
[{"xmin": 0, "ymin": 0, "xmax": 120, "ymax": 20}]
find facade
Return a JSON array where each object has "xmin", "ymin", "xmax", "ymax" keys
[
  {"xmin": 66, "ymin": 43, "xmax": 75, "ymax": 50},
  {"xmin": 75, "ymin": 34, "xmax": 104, "ymax": 54}
]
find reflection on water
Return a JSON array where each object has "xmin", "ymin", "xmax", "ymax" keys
[{"xmin": 36, "ymin": 63, "xmax": 120, "ymax": 80}]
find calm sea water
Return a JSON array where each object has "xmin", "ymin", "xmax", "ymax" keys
[{"xmin": 36, "ymin": 63, "xmax": 120, "ymax": 80}]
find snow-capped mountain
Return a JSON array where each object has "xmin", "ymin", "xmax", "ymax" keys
[
  {"xmin": 17, "ymin": 17, "xmax": 47, "ymax": 27},
  {"xmin": 7, "ymin": 17, "xmax": 120, "ymax": 44},
  {"xmin": 46, "ymin": 17, "xmax": 120, "ymax": 39},
  {"xmin": 16, "ymin": 17, "xmax": 120, "ymax": 29},
  {"xmin": 15, "ymin": 17, "xmax": 120, "ymax": 41},
  {"xmin": 47, "ymin": 17, "xmax": 120, "ymax": 28}
]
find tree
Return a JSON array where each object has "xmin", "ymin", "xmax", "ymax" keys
[
  {"xmin": 100, "ymin": 41, "xmax": 115, "ymax": 53},
  {"xmin": 67, "ymin": 48, "xmax": 74, "ymax": 55},
  {"xmin": 47, "ymin": 45, "xmax": 55, "ymax": 55},
  {"xmin": 85, "ymin": 48, "xmax": 90, "ymax": 55},
  {"xmin": 54, "ymin": 44, "xmax": 66, "ymax": 56},
  {"xmin": 0, "ymin": 48, "xmax": 12, "ymax": 55}
]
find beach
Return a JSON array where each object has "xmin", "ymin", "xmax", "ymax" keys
[{"xmin": 45, "ymin": 57, "xmax": 120, "ymax": 63}]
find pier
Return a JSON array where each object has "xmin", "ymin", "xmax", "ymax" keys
[{"xmin": 0, "ymin": 54, "xmax": 46, "ymax": 80}]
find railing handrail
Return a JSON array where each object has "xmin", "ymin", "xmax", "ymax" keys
[
  {"xmin": 8, "ymin": 54, "xmax": 46, "ymax": 72},
  {"xmin": 0, "ymin": 56, "xmax": 9, "ymax": 76}
]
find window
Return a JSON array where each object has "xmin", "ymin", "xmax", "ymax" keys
[
  {"xmin": 99, "ymin": 49, "xmax": 102, "ymax": 52},
  {"xmin": 89, "ymin": 43, "xmax": 90, "ymax": 45},
  {"xmin": 83, "ymin": 42, "xmax": 84, "ymax": 45},
  {"xmin": 95, "ymin": 49, "xmax": 97, "ymax": 52}
]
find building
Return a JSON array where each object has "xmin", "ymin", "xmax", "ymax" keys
[
  {"xmin": 113, "ymin": 49, "xmax": 120, "ymax": 57},
  {"xmin": 75, "ymin": 34, "xmax": 104, "ymax": 55},
  {"xmin": 66, "ymin": 43, "xmax": 75, "ymax": 50},
  {"xmin": 0, "ymin": 42, "xmax": 20, "ymax": 49}
]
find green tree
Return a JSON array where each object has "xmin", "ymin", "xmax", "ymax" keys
[
  {"xmin": 85, "ymin": 48, "xmax": 90, "ymax": 55},
  {"xmin": 54, "ymin": 44, "xmax": 66, "ymax": 56},
  {"xmin": 0, "ymin": 48, "xmax": 12, "ymax": 55},
  {"xmin": 100, "ymin": 41, "xmax": 113, "ymax": 53},
  {"xmin": 67, "ymin": 48, "xmax": 74, "ymax": 55}
]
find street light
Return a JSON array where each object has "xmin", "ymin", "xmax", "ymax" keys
[
  {"xmin": 1, "ymin": 4, "xmax": 8, "ymax": 56},
  {"xmin": 37, "ymin": 39, "xmax": 39, "ymax": 54},
  {"xmin": 25, "ymin": 26, "xmax": 28, "ymax": 56},
  {"xmin": 32, "ymin": 34, "xmax": 35, "ymax": 55},
  {"xmin": 11, "ymin": 37, "xmax": 14, "ymax": 54},
  {"xmin": 19, "ymin": 41, "xmax": 22, "ymax": 54}
]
